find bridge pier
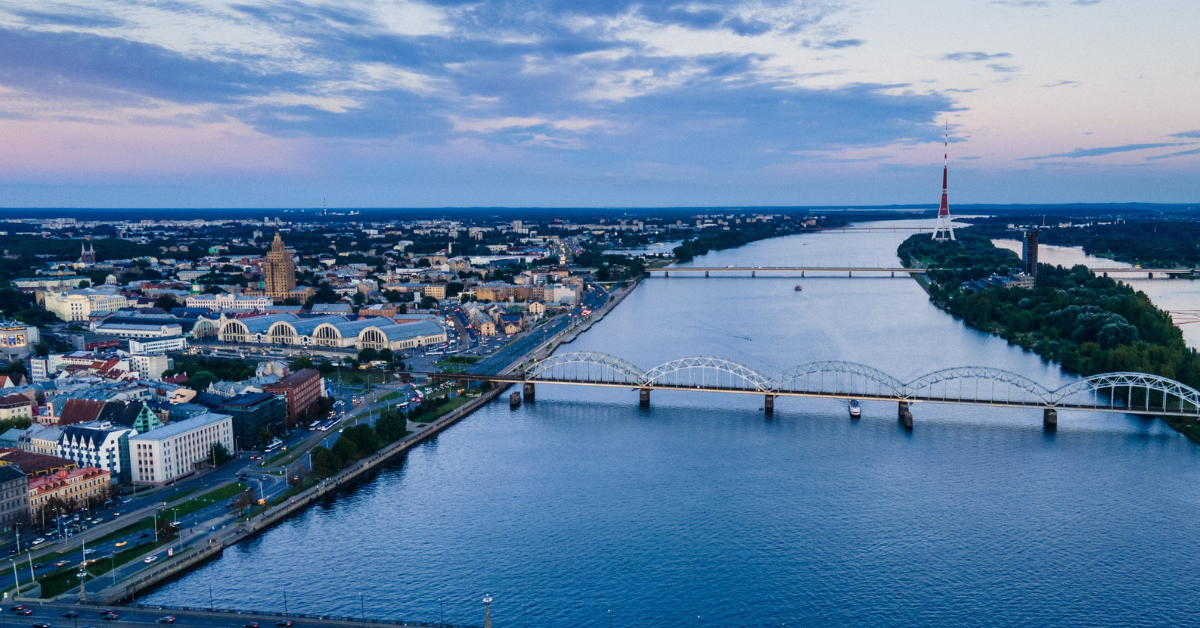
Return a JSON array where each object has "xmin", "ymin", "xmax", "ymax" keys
[
  {"xmin": 764, "ymin": 395, "xmax": 775, "ymax": 415},
  {"xmin": 1043, "ymin": 408, "xmax": 1057, "ymax": 431},
  {"xmin": 898, "ymin": 401, "xmax": 913, "ymax": 429},
  {"xmin": 523, "ymin": 382, "xmax": 535, "ymax": 401},
  {"xmin": 704, "ymin": 270, "xmax": 709, "ymax": 277},
  {"xmin": 751, "ymin": 270, "xmax": 756, "ymax": 277},
  {"xmin": 801, "ymin": 271, "xmax": 804, "ymax": 277},
  {"xmin": 664, "ymin": 271, "xmax": 668, "ymax": 278},
  {"xmin": 509, "ymin": 392, "xmax": 521, "ymax": 409},
  {"xmin": 639, "ymin": 388, "xmax": 651, "ymax": 408},
  {"xmin": 848, "ymin": 271, "xmax": 852, "ymax": 278},
  {"xmin": 891, "ymin": 271, "xmax": 895, "ymax": 278},
  {"xmin": 1148, "ymin": 272, "xmax": 1154, "ymax": 279}
]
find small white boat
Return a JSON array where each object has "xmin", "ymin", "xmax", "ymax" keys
[
  {"xmin": 849, "ymin": 400, "xmax": 861, "ymax": 418},
  {"xmin": 794, "ymin": 284, "xmax": 803, "ymax": 292}
]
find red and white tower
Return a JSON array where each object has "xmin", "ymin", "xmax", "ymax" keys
[{"xmin": 932, "ymin": 122, "xmax": 954, "ymax": 241}]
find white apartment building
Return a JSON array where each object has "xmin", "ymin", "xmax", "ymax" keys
[
  {"xmin": 130, "ymin": 413, "xmax": 234, "ymax": 485},
  {"xmin": 129, "ymin": 336, "xmax": 188, "ymax": 354},
  {"xmin": 44, "ymin": 289, "xmax": 130, "ymax": 322},
  {"xmin": 127, "ymin": 354, "xmax": 172, "ymax": 380},
  {"xmin": 185, "ymin": 294, "xmax": 273, "ymax": 312},
  {"xmin": 57, "ymin": 422, "xmax": 137, "ymax": 483}
]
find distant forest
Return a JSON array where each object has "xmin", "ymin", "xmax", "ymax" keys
[{"xmin": 968, "ymin": 217, "xmax": 1200, "ymax": 268}]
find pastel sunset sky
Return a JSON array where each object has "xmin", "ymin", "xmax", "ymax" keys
[{"xmin": 0, "ymin": 0, "xmax": 1197, "ymax": 207}]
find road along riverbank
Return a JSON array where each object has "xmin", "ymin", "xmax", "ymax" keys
[{"xmin": 82, "ymin": 279, "xmax": 643, "ymax": 606}]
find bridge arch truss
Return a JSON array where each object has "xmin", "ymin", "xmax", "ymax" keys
[{"xmin": 514, "ymin": 351, "xmax": 1200, "ymax": 418}]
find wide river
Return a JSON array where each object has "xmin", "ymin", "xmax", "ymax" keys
[{"xmin": 146, "ymin": 220, "xmax": 1200, "ymax": 627}]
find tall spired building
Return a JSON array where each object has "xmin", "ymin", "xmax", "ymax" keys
[{"xmin": 262, "ymin": 233, "xmax": 297, "ymax": 300}]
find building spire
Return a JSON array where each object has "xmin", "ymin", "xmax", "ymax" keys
[{"xmin": 932, "ymin": 120, "xmax": 955, "ymax": 241}]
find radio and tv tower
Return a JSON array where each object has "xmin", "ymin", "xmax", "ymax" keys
[{"xmin": 932, "ymin": 122, "xmax": 954, "ymax": 241}]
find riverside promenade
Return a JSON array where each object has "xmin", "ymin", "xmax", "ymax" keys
[{"xmin": 73, "ymin": 279, "xmax": 640, "ymax": 606}]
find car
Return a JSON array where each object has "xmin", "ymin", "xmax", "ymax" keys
[
  {"xmin": 63, "ymin": 612, "xmax": 78, "ymax": 618},
  {"xmin": 143, "ymin": 555, "xmax": 158, "ymax": 563},
  {"xmin": 243, "ymin": 623, "xmax": 259, "ymax": 628},
  {"xmin": 114, "ymin": 541, "xmax": 127, "ymax": 547},
  {"xmin": 20, "ymin": 609, "xmax": 33, "ymax": 616},
  {"xmin": 113, "ymin": 512, "xmax": 122, "ymax": 517},
  {"xmin": 30, "ymin": 538, "xmax": 45, "ymax": 546},
  {"xmin": 139, "ymin": 533, "xmax": 150, "ymax": 539},
  {"xmin": 276, "ymin": 622, "xmax": 293, "ymax": 627},
  {"xmin": 32, "ymin": 563, "xmax": 43, "ymax": 569},
  {"xmin": 98, "ymin": 611, "xmax": 115, "ymax": 617},
  {"xmin": 102, "ymin": 614, "xmax": 119, "ymax": 621},
  {"xmin": 156, "ymin": 617, "xmax": 175, "ymax": 624},
  {"xmin": 33, "ymin": 622, "xmax": 50, "ymax": 628},
  {"xmin": 10, "ymin": 605, "xmax": 25, "ymax": 612},
  {"xmin": 55, "ymin": 560, "xmax": 69, "ymax": 567}
]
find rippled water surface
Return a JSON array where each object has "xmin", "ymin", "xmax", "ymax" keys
[{"xmin": 147, "ymin": 220, "xmax": 1200, "ymax": 627}]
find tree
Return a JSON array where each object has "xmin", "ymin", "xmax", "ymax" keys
[
  {"xmin": 375, "ymin": 410, "xmax": 407, "ymax": 443},
  {"xmin": 209, "ymin": 443, "xmax": 233, "ymax": 466},
  {"xmin": 258, "ymin": 427, "xmax": 274, "ymax": 445},
  {"xmin": 419, "ymin": 296, "xmax": 437, "ymax": 310},
  {"xmin": 187, "ymin": 370, "xmax": 219, "ymax": 392},
  {"xmin": 344, "ymin": 424, "xmax": 383, "ymax": 455},
  {"xmin": 155, "ymin": 512, "xmax": 179, "ymax": 541},
  {"xmin": 310, "ymin": 446, "xmax": 342, "ymax": 476},
  {"xmin": 291, "ymin": 356, "xmax": 315, "ymax": 371},
  {"xmin": 331, "ymin": 435, "xmax": 359, "ymax": 463},
  {"xmin": 155, "ymin": 294, "xmax": 180, "ymax": 310},
  {"xmin": 77, "ymin": 280, "xmax": 90, "ymax": 288},
  {"xmin": 230, "ymin": 489, "xmax": 254, "ymax": 513},
  {"xmin": 358, "ymin": 348, "xmax": 378, "ymax": 363},
  {"xmin": 282, "ymin": 297, "xmax": 301, "ymax": 306},
  {"xmin": 353, "ymin": 291, "xmax": 366, "ymax": 305}
]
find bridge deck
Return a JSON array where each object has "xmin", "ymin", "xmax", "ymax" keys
[{"xmin": 435, "ymin": 374, "xmax": 1200, "ymax": 418}]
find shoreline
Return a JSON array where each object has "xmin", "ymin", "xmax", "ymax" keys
[{"xmin": 86, "ymin": 279, "xmax": 643, "ymax": 605}]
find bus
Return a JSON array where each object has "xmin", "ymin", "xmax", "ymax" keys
[{"xmin": 264, "ymin": 438, "xmax": 284, "ymax": 453}]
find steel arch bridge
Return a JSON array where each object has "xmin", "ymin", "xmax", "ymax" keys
[{"xmin": 502, "ymin": 351, "xmax": 1200, "ymax": 419}]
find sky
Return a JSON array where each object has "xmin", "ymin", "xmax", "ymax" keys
[{"xmin": 0, "ymin": 0, "xmax": 1197, "ymax": 208}]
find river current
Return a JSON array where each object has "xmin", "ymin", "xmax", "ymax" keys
[{"xmin": 146, "ymin": 220, "xmax": 1200, "ymax": 627}]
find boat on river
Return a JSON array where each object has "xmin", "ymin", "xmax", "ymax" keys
[
  {"xmin": 849, "ymin": 400, "xmax": 861, "ymax": 418},
  {"xmin": 794, "ymin": 284, "xmax": 803, "ymax": 291}
]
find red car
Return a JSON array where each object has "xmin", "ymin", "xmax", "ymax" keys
[{"xmin": 19, "ymin": 610, "xmax": 33, "ymax": 616}]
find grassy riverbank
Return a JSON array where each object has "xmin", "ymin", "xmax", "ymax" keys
[{"xmin": 900, "ymin": 229, "xmax": 1200, "ymax": 441}]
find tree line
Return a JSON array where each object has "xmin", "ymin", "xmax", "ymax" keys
[{"xmin": 899, "ymin": 229, "xmax": 1200, "ymax": 440}]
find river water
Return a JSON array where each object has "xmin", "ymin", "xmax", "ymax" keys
[{"xmin": 146, "ymin": 220, "xmax": 1200, "ymax": 627}]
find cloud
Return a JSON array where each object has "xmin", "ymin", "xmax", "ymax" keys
[
  {"xmin": 1146, "ymin": 147, "xmax": 1200, "ymax": 161},
  {"xmin": 943, "ymin": 52, "xmax": 1012, "ymax": 62},
  {"xmin": 1020, "ymin": 143, "xmax": 1192, "ymax": 160},
  {"xmin": 1171, "ymin": 130, "xmax": 1200, "ymax": 139},
  {"xmin": 1072, "ymin": 0, "xmax": 1103, "ymax": 6},
  {"xmin": 990, "ymin": 0, "xmax": 1049, "ymax": 6},
  {"xmin": 815, "ymin": 39, "xmax": 864, "ymax": 49},
  {"xmin": 1044, "ymin": 80, "xmax": 1079, "ymax": 88},
  {"xmin": 986, "ymin": 63, "xmax": 1020, "ymax": 73}
]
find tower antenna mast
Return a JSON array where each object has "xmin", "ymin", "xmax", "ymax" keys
[{"xmin": 932, "ymin": 121, "xmax": 955, "ymax": 241}]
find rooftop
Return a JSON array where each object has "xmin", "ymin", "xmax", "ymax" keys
[{"xmin": 130, "ymin": 412, "xmax": 231, "ymax": 441}]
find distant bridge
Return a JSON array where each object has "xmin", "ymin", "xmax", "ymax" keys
[
  {"xmin": 438, "ymin": 352, "xmax": 1200, "ymax": 429},
  {"xmin": 644, "ymin": 266, "xmax": 1199, "ymax": 278}
]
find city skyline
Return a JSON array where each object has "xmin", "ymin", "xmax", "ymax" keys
[{"xmin": 0, "ymin": 0, "xmax": 1197, "ymax": 208}]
